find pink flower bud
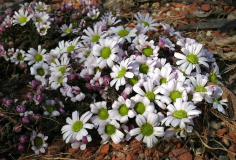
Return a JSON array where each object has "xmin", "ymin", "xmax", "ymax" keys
[
  {"xmin": 19, "ymin": 135, "xmax": 28, "ymax": 143},
  {"xmin": 16, "ymin": 105, "xmax": 26, "ymax": 114},
  {"xmin": 18, "ymin": 144, "xmax": 25, "ymax": 152},
  {"xmin": 13, "ymin": 124, "xmax": 22, "ymax": 133}
]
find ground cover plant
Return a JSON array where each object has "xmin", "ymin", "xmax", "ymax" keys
[{"xmin": 0, "ymin": 0, "xmax": 234, "ymax": 159}]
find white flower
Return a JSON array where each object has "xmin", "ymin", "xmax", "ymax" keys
[
  {"xmin": 30, "ymin": 62, "xmax": 49, "ymax": 81},
  {"xmin": 90, "ymin": 101, "xmax": 111, "ymax": 127},
  {"xmin": 134, "ymin": 12, "xmax": 159, "ymax": 31},
  {"xmin": 25, "ymin": 45, "xmax": 47, "ymax": 65},
  {"xmin": 11, "ymin": 49, "xmax": 25, "ymax": 64},
  {"xmin": 174, "ymin": 43, "xmax": 209, "ymax": 75},
  {"xmin": 32, "ymin": 11, "xmax": 49, "ymax": 24},
  {"xmin": 49, "ymin": 73, "xmax": 67, "ymax": 89},
  {"xmin": 110, "ymin": 96, "xmax": 135, "ymax": 123},
  {"xmin": 61, "ymin": 38, "xmax": 81, "ymax": 54},
  {"xmin": 87, "ymin": 8, "xmax": 100, "ymax": 19},
  {"xmin": 208, "ymin": 62, "xmax": 221, "ymax": 83},
  {"xmin": 164, "ymin": 125, "xmax": 193, "ymax": 138},
  {"xmin": 82, "ymin": 24, "xmax": 108, "ymax": 43},
  {"xmin": 161, "ymin": 98, "xmax": 201, "ymax": 129},
  {"xmin": 13, "ymin": 9, "xmax": 33, "ymax": 26},
  {"xmin": 60, "ymin": 24, "xmax": 73, "ymax": 37},
  {"xmin": 71, "ymin": 135, "xmax": 92, "ymax": 150},
  {"xmin": 109, "ymin": 26, "xmax": 137, "ymax": 43},
  {"xmin": 36, "ymin": 21, "xmax": 51, "ymax": 36},
  {"xmin": 153, "ymin": 65, "xmax": 176, "ymax": 86},
  {"xmin": 42, "ymin": 100, "xmax": 60, "ymax": 117},
  {"xmin": 61, "ymin": 111, "xmax": 94, "ymax": 143},
  {"xmin": 98, "ymin": 120, "xmax": 124, "ymax": 144},
  {"xmin": 130, "ymin": 113, "xmax": 165, "ymax": 148},
  {"xmin": 50, "ymin": 54, "xmax": 70, "ymax": 76},
  {"xmin": 51, "ymin": 40, "xmax": 66, "ymax": 55},
  {"xmin": 67, "ymin": 86, "xmax": 85, "ymax": 102},
  {"xmin": 93, "ymin": 37, "xmax": 119, "ymax": 69},
  {"xmin": 110, "ymin": 58, "xmax": 134, "ymax": 90},
  {"xmin": 160, "ymin": 23, "xmax": 175, "ymax": 36},
  {"xmin": 31, "ymin": 130, "xmax": 48, "ymax": 155},
  {"xmin": 135, "ymin": 39, "xmax": 160, "ymax": 59},
  {"xmin": 34, "ymin": 1, "xmax": 48, "ymax": 11}
]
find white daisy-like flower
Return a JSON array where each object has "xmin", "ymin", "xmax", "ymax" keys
[
  {"xmin": 135, "ymin": 23, "xmax": 149, "ymax": 35},
  {"xmin": 161, "ymin": 98, "xmax": 201, "ymax": 129},
  {"xmin": 60, "ymin": 24, "xmax": 73, "ymax": 37},
  {"xmin": 98, "ymin": 120, "xmax": 124, "ymax": 144},
  {"xmin": 13, "ymin": 9, "xmax": 33, "ymax": 26},
  {"xmin": 135, "ymin": 39, "xmax": 160, "ymax": 59},
  {"xmin": 158, "ymin": 36, "xmax": 175, "ymax": 51},
  {"xmin": 87, "ymin": 8, "xmax": 100, "ymax": 19},
  {"xmin": 25, "ymin": 45, "xmax": 47, "ymax": 65},
  {"xmin": 36, "ymin": 21, "xmax": 51, "ymax": 36},
  {"xmin": 134, "ymin": 12, "xmax": 159, "ymax": 31},
  {"xmin": 109, "ymin": 26, "xmax": 137, "ymax": 43},
  {"xmin": 61, "ymin": 37, "xmax": 81, "ymax": 54},
  {"xmin": 49, "ymin": 73, "xmax": 67, "ymax": 89},
  {"xmin": 90, "ymin": 101, "xmax": 111, "ymax": 127},
  {"xmin": 164, "ymin": 125, "xmax": 193, "ymax": 138},
  {"xmin": 31, "ymin": 130, "xmax": 48, "ymax": 155},
  {"xmin": 110, "ymin": 96, "xmax": 135, "ymax": 123},
  {"xmin": 82, "ymin": 24, "xmax": 108, "ymax": 43},
  {"xmin": 30, "ymin": 62, "xmax": 49, "ymax": 81},
  {"xmin": 153, "ymin": 65, "xmax": 176, "ymax": 86},
  {"xmin": 160, "ymin": 23, "xmax": 175, "ymax": 36},
  {"xmin": 102, "ymin": 14, "xmax": 121, "ymax": 26},
  {"xmin": 10, "ymin": 49, "xmax": 25, "ymax": 64},
  {"xmin": 76, "ymin": 42, "xmax": 92, "ymax": 63},
  {"xmin": 110, "ymin": 58, "xmax": 134, "ymax": 90},
  {"xmin": 130, "ymin": 94, "xmax": 155, "ymax": 117},
  {"xmin": 208, "ymin": 86, "xmax": 228, "ymax": 114},
  {"xmin": 51, "ymin": 40, "xmax": 66, "ymax": 55},
  {"xmin": 208, "ymin": 62, "xmax": 221, "ymax": 83},
  {"xmin": 34, "ymin": 1, "xmax": 48, "ymax": 11},
  {"xmin": 130, "ymin": 113, "xmax": 165, "ymax": 148},
  {"xmin": 2, "ymin": 15, "xmax": 13, "ymax": 28},
  {"xmin": 32, "ymin": 11, "xmax": 49, "ymax": 24},
  {"xmin": 93, "ymin": 37, "xmax": 119, "ymax": 69},
  {"xmin": 174, "ymin": 43, "xmax": 209, "ymax": 75},
  {"xmin": 61, "ymin": 111, "xmax": 94, "ymax": 143},
  {"xmin": 42, "ymin": 100, "xmax": 60, "ymax": 117},
  {"xmin": 71, "ymin": 135, "xmax": 92, "ymax": 150},
  {"xmin": 50, "ymin": 54, "xmax": 70, "ymax": 76}
]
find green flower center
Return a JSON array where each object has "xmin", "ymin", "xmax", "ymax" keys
[
  {"xmin": 67, "ymin": 45, "xmax": 75, "ymax": 52},
  {"xmin": 86, "ymin": 52, "xmax": 91, "ymax": 58},
  {"xmin": 17, "ymin": 53, "xmax": 24, "ymax": 61},
  {"xmin": 170, "ymin": 91, "xmax": 182, "ymax": 102},
  {"xmin": 94, "ymin": 67, "xmax": 100, "ymax": 73},
  {"xmin": 46, "ymin": 106, "xmax": 54, "ymax": 113},
  {"xmin": 59, "ymin": 66, "xmax": 66, "ymax": 75},
  {"xmin": 134, "ymin": 102, "xmax": 145, "ymax": 114},
  {"xmin": 187, "ymin": 54, "xmax": 198, "ymax": 64},
  {"xmin": 119, "ymin": 104, "xmax": 129, "ymax": 116},
  {"xmin": 39, "ymin": 7, "xmax": 45, "ymax": 11},
  {"xmin": 188, "ymin": 94, "xmax": 193, "ymax": 101},
  {"xmin": 145, "ymin": 92, "xmax": 155, "ymax": 102},
  {"xmin": 40, "ymin": 28, "xmax": 46, "ymax": 33},
  {"xmin": 128, "ymin": 76, "xmax": 139, "ymax": 85},
  {"xmin": 37, "ymin": 68, "xmax": 45, "ymax": 76},
  {"xmin": 139, "ymin": 64, "xmax": 149, "ymax": 74},
  {"xmin": 209, "ymin": 72, "xmax": 218, "ymax": 83},
  {"xmin": 58, "ymin": 77, "xmax": 63, "ymax": 83},
  {"xmin": 142, "ymin": 46, "xmax": 153, "ymax": 57},
  {"xmin": 160, "ymin": 78, "xmax": 167, "ymax": 85},
  {"xmin": 118, "ymin": 29, "xmax": 129, "ymax": 37},
  {"xmin": 195, "ymin": 86, "xmax": 207, "ymax": 92},
  {"xmin": 112, "ymin": 11, "xmax": 117, "ymax": 16},
  {"xmin": 65, "ymin": 29, "xmax": 71, "ymax": 34},
  {"xmin": 91, "ymin": 35, "xmax": 100, "ymax": 42},
  {"xmin": 141, "ymin": 123, "xmax": 153, "ymax": 136},
  {"xmin": 52, "ymin": 57, "xmax": 56, "ymax": 63},
  {"xmin": 105, "ymin": 124, "xmax": 116, "ymax": 135},
  {"xmin": 35, "ymin": 54, "xmax": 43, "ymax": 62},
  {"xmin": 36, "ymin": 18, "xmax": 43, "ymax": 23},
  {"xmin": 34, "ymin": 137, "xmax": 43, "ymax": 147},
  {"xmin": 98, "ymin": 108, "xmax": 109, "ymax": 120},
  {"xmin": 141, "ymin": 21, "xmax": 149, "ymax": 27},
  {"xmin": 101, "ymin": 47, "xmax": 111, "ymax": 59},
  {"xmin": 118, "ymin": 68, "xmax": 126, "ymax": 78},
  {"xmin": 19, "ymin": 16, "xmax": 27, "ymax": 24},
  {"xmin": 212, "ymin": 97, "xmax": 220, "ymax": 104},
  {"xmin": 72, "ymin": 121, "xmax": 83, "ymax": 132},
  {"xmin": 173, "ymin": 110, "xmax": 187, "ymax": 119}
]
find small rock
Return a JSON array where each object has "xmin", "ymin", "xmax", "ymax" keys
[
  {"xmin": 165, "ymin": 3, "xmax": 170, "ymax": 7},
  {"xmin": 201, "ymin": 4, "xmax": 211, "ymax": 11},
  {"xmin": 219, "ymin": 155, "xmax": 230, "ymax": 160},
  {"xmin": 100, "ymin": 144, "xmax": 110, "ymax": 154},
  {"xmin": 210, "ymin": 120, "xmax": 221, "ymax": 130},
  {"xmin": 222, "ymin": 138, "xmax": 230, "ymax": 147}
]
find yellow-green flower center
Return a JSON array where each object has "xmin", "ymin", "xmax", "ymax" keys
[
  {"xmin": 139, "ymin": 64, "xmax": 149, "ymax": 74},
  {"xmin": 58, "ymin": 77, "xmax": 63, "ymax": 83},
  {"xmin": 86, "ymin": 52, "xmax": 91, "ymax": 58},
  {"xmin": 101, "ymin": 47, "xmax": 111, "ymax": 59},
  {"xmin": 128, "ymin": 76, "xmax": 139, "ymax": 85},
  {"xmin": 212, "ymin": 97, "xmax": 220, "ymax": 104},
  {"xmin": 145, "ymin": 92, "xmax": 155, "ymax": 102},
  {"xmin": 118, "ymin": 29, "xmax": 129, "ymax": 37},
  {"xmin": 59, "ymin": 66, "xmax": 66, "ymax": 75},
  {"xmin": 36, "ymin": 18, "xmax": 43, "ymax": 23},
  {"xmin": 188, "ymin": 94, "xmax": 193, "ymax": 101},
  {"xmin": 160, "ymin": 78, "xmax": 167, "ymax": 85},
  {"xmin": 98, "ymin": 108, "xmax": 109, "ymax": 120},
  {"xmin": 112, "ymin": 11, "xmax": 117, "ymax": 16},
  {"xmin": 46, "ymin": 106, "xmax": 54, "ymax": 113},
  {"xmin": 35, "ymin": 54, "xmax": 43, "ymax": 62},
  {"xmin": 37, "ymin": 68, "xmax": 45, "ymax": 76},
  {"xmin": 105, "ymin": 124, "xmax": 116, "ymax": 135},
  {"xmin": 40, "ymin": 28, "xmax": 46, "ymax": 33},
  {"xmin": 141, "ymin": 21, "xmax": 149, "ymax": 27},
  {"xmin": 94, "ymin": 67, "xmax": 100, "ymax": 73},
  {"xmin": 67, "ymin": 45, "xmax": 75, "ymax": 52},
  {"xmin": 72, "ymin": 121, "xmax": 83, "ymax": 132},
  {"xmin": 170, "ymin": 91, "xmax": 182, "ymax": 102},
  {"xmin": 173, "ymin": 110, "xmax": 187, "ymax": 119},
  {"xmin": 134, "ymin": 102, "xmax": 145, "ymax": 114},
  {"xmin": 19, "ymin": 16, "xmax": 27, "ymax": 24},
  {"xmin": 34, "ymin": 136, "xmax": 43, "ymax": 147},
  {"xmin": 141, "ymin": 123, "xmax": 153, "ymax": 136},
  {"xmin": 142, "ymin": 46, "xmax": 153, "ymax": 57},
  {"xmin": 119, "ymin": 104, "xmax": 129, "ymax": 116},
  {"xmin": 91, "ymin": 35, "xmax": 100, "ymax": 42},
  {"xmin": 187, "ymin": 54, "xmax": 198, "ymax": 64},
  {"xmin": 195, "ymin": 86, "xmax": 207, "ymax": 92},
  {"xmin": 65, "ymin": 29, "xmax": 71, "ymax": 34},
  {"xmin": 17, "ymin": 53, "xmax": 24, "ymax": 61},
  {"xmin": 209, "ymin": 72, "xmax": 218, "ymax": 83},
  {"xmin": 118, "ymin": 68, "xmax": 126, "ymax": 78}
]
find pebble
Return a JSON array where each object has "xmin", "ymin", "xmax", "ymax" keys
[{"xmin": 210, "ymin": 121, "xmax": 222, "ymax": 130}]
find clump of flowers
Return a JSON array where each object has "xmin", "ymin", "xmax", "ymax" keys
[{"xmin": 0, "ymin": 0, "xmax": 230, "ymax": 159}]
